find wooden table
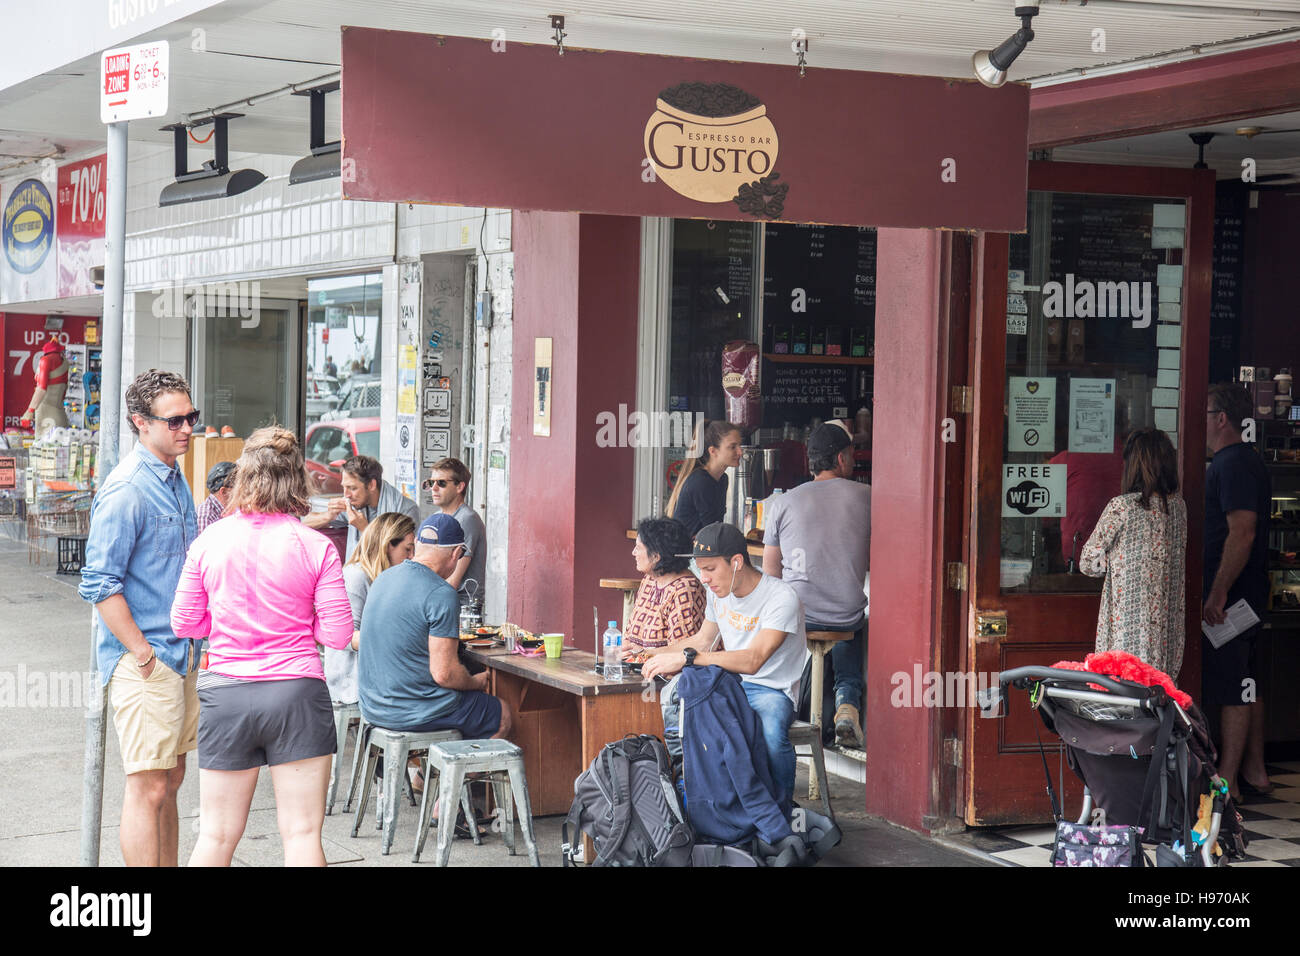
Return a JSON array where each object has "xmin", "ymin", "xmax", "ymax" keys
[{"xmin": 463, "ymin": 645, "xmax": 665, "ymax": 816}]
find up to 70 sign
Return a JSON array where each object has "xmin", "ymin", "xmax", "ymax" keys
[{"xmin": 100, "ymin": 41, "xmax": 169, "ymax": 123}]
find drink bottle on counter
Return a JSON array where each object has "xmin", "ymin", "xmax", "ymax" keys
[{"xmin": 603, "ymin": 621, "xmax": 624, "ymax": 682}]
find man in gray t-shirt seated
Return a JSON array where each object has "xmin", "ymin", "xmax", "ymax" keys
[
  {"xmin": 357, "ymin": 514, "xmax": 510, "ymax": 740},
  {"xmin": 762, "ymin": 422, "xmax": 870, "ymax": 748}
]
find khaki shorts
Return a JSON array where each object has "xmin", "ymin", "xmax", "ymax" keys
[{"xmin": 109, "ymin": 649, "xmax": 199, "ymax": 775}]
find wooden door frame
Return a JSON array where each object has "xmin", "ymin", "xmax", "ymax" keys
[{"xmin": 961, "ymin": 160, "xmax": 1216, "ymax": 825}]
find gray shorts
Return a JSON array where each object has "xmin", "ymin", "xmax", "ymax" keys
[{"xmin": 197, "ymin": 675, "xmax": 336, "ymax": 770}]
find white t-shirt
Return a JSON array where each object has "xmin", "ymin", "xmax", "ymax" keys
[{"xmin": 705, "ymin": 573, "xmax": 807, "ymax": 704}]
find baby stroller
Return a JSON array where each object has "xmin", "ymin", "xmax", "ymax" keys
[{"xmin": 985, "ymin": 665, "xmax": 1243, "ymax": 866}]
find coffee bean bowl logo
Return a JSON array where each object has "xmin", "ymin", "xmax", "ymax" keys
[
  {"xmin": 3, "ymin": 178, "xmax": 55, "ymax": 275},
  {"xmin": 1025, "ymin": 380, "xmax": 1039, "ymax": 394},
  {"xmin": 644, "ymin": 82, "xmax": 789, "ymax": 218}
]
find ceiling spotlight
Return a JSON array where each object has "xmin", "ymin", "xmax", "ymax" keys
[
  {"xmin": 973, "ymin": 3, "xmax": 1041, "ymax": 89},
  {"xmin": 289, "ymin": 82, "xmax": 342, "ymax": 185},
  {"xmin": 158, "ymin": 113, "xmax": 266, "ymax": 206}
]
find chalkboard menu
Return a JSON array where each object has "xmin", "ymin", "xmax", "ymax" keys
[
  {"xmin": 669, "ymin": 220, "xmax": 757, "ymax": 418},
  {"xmin": 726, "ymin": 221, "xmax": 755, "ymax": 304},
  {"xmin": 763, "ymin": 224, "xmax": 876, "ymax": 354},
  {"xmin": 763, "ymin": 362, "xmax": 851, "ymax": 425},
  {"xmin": 1210, "ymin": 184, "xmax": 1246, "ymax": 384},
  {"xmin": 1009, "ymin": 193, "xmax": 1181, "ymax": 368}
]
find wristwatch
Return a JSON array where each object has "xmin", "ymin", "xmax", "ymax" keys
[{"xmin": 683, "ymin": 647, "xmax": 698, "ymax": 668}]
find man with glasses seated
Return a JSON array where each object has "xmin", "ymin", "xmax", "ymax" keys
[
  {"xmin": 304, "ymin": 455, "xmax": 420, "ymax": 561},
  {"xmin": 424, "ymin": 457, "xmax": 486, "ymax": 609},
  {"xmin": 79, "ymin": 369, "xmax": 201, "ymax": 866}
]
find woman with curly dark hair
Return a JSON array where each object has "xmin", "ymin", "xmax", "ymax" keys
[{"xmin": 621, "ymin": 517, "xmax": 706, "ymax": 655}]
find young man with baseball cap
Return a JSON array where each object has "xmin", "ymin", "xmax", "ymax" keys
[
  {"xmin": 643, "ymin": 521, "xmax": 806, "ymax": 804},
  {"xmin": 357, "ymin": 513, "xmax": 510, "ymax": 741},
  {"xmin": 762, "ymin": 421, "xmax": 870, "ymax": 747}
]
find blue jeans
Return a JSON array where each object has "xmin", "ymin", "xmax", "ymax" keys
[
  {"xmin": 829, "ymin": 621, "xmax": 866, "ymax": 712},
  {"xmin": 743, "ymin": 682, "xmax": 796, "ymax": 807},
  {"xmin": 661, "ymin": 677, "xmax": 796, "ymax": 806}
]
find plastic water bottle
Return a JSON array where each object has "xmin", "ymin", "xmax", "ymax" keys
[{"xmin": 603, "ymin": 621, "xmax": 623, "ymax": 682}]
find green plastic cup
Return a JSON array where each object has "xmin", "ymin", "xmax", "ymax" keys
[{"xmin": 542, "ymin": 633, "xmax": 563, "ymax": 659}]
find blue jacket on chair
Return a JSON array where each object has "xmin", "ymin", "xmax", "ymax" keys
[{"xmin": 678, "ymin": 665, "xmax": 794, "ymax": 846}]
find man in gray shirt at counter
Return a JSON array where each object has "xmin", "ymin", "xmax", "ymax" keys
[
  {"xmin": 425, "ymin": 457, "xmax": 487, "ymax": 608},
  {"xmin": 762, "ymin": 422, "xmax": 870, "ymax": 748}
]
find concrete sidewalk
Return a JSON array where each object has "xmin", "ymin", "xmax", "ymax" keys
[{"xmin": 0, "ymin": 535, "xmax": 990, "ymax": 867}]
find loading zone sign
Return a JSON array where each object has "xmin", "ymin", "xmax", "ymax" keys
[{"xmin": 1002, "ymin": 463, "xmax": 1067, "ymax": 518}]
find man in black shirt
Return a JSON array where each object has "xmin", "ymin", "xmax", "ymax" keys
[{"xmin": 1204, "ymin": 383, "xmax": 1272, "ymax": 799}]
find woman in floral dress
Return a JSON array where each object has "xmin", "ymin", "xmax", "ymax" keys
[{"xmin": 1079, "ymin": 428, "xmax": 1187, "ymax": 679}]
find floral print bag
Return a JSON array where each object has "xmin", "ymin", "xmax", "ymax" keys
[{"xmin": 1051, "ymin": 821, "xmax": 1143, "ymax": 867}]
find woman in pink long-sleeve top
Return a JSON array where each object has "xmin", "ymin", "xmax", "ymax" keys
[{"xmin": 171, "ymin": 425, "xmax": 353, "ymax": 867}]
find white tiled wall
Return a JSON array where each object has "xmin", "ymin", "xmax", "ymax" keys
[{"xmin": 122, "ymin": 144, "xmax": 396, "ymax": 290}]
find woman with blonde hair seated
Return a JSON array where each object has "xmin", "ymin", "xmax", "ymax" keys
[{"xmin": 171, "ymin": 425, "xmax": 353, "ymax": 866}]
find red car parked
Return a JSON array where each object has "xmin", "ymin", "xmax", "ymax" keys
[{"xmin": 303, "ymin": 416, "xmax": 380, "ymax": 494}]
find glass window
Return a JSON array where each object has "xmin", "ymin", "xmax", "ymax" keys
[
  {"xmin": 306, "ymin": 273, "xmax": 382, "ymax": 426},
  {"xmin": 1001, "ymin": 191, "xmax": 1186, "ymax": 593},
  {"xmin": 196, "ymin": 302, "xmax": 299, "ymax": 439},
  {"xmin": 668, "ymin": 220, "xmax": 758, "ymax": 421},
  {"xmin": 354, "ymin": 428, "xmax": 380, "ymax": 460}
]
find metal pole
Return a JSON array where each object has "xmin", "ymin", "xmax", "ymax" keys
[{"xmin": 80, "ymin": 120, "xmax": 128, "ymax": 867}]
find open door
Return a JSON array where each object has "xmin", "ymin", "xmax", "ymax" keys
[{"xmin": 963, "ymin": 162, "xmax": 1214, "ymax": 825}]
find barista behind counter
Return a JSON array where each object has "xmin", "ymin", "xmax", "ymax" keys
[{"xmin": 666, "ymin": 420, "xmax": 743, "ymax": 535}]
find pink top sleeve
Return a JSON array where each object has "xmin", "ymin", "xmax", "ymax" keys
[
  {"xmin": 172, "ymin": 512, "xmax": 355, "ymax": 681},
  {"xmin": 313, "ymin": 542, "xmax": 354, "ymax": 650},
  {"xmin": 171, "ymin": 548, "xmax": 214, "ymax": 638}
]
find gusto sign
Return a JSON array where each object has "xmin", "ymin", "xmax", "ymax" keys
[{"xmin": 644, "ymin": 82, "xmax": 787, "ymax": 218}]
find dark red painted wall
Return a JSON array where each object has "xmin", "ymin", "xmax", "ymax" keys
[
  {"xmin": 864, "ymin": 229, "xmax": 945, "ymax": 831},
  {"xmin": 341, "ymin": 28, "xmax": 1029, "ymax": 231},
  {"xmin": 508, "ymin": 213, "xmax": 640, "ymax": 645}
]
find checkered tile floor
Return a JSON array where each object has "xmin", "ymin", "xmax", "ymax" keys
[{"xmin": 953, "ymin": 763, "xmax": 1300, "ymax": 867}]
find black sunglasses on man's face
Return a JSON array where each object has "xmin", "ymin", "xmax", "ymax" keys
[
  {"xmin": 141, "ymin": 410, "xmax": 201, "ymax": 431},
  {"xmin": 421, "ymin": 477, "xmax": 457, "ymax": 490}
]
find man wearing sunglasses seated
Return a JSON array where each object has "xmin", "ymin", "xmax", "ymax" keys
[
  {"xmin": 79, "ymin": 369, "xmax": 201, "ymax": 867},
  {"xmin": 304, "ymin": 454, "xmax": 420, "ymax": 561},
  {"xmin": 424, "ymin": 457, "xmax": 486, "ymax": 609}
]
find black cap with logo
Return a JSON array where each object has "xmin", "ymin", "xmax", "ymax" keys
[
  {"xmin": 679, "ymin": 521, "xmax": 749, "ymax": 560},
  {"xmin": 807, "ymin": 422, "xmax": 853, "ymax": 461}
]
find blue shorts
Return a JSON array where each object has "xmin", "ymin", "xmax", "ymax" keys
[{"xmin": 407, "ymin": 691, "xmax": 503, "ymax": 739}]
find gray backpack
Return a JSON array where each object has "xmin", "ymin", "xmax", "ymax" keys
[{"xmin": 562, "ymin": 736, "xmax": 694, "ymax": 867}]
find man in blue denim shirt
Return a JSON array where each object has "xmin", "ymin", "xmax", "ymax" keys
[{"xmin": 79, "ymin": 369, "xmax": 199, "ymax": 866}]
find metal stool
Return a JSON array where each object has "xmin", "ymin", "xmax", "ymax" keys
[
  {"xmin": 789, "ymin": 720, "xmax": 834, "ymax": 821},
  {"xmin": 350, "ymin": 725, "xmax": 475, "ymax": 856},
  {"xmin": 417, "ymin": 739, "xmax": 540, "ymax": 867},
  {"xmin": 326, "ymin": 701, "xmax": 361, "ymax": 815}
]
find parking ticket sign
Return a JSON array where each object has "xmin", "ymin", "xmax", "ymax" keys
[{"xmin": 100, "ymin": 41, "xmax": 169, "ymax": 123}]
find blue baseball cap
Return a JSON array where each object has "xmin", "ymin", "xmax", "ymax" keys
[{"xmin": 416, "ymin": 513, "xmax": 466, "ymax": 549}]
